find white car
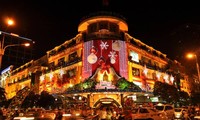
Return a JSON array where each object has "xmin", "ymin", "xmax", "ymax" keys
[
  {"xmin": 131, "ymin": 107, "xmax": 167, "ymax": 120},
  {"xmin": 174, "ymin": 107, "xmax": 189, "ymax": 119},
  {"xmin": 194, "ymin": 110, "xmax": 200, "ymax": 120},
  {"xmin": 154, "ymin": 104, "xmax": 174, "ymax": 119}
]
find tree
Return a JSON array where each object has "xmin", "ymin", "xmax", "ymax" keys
[
  {"xmin": 116, "ymin": 78, "xmax": 130, "ymax": 90},
  {"xmin": 190, "ymin": 92, "xmax": 200, "ymax": 105},
  {"xmin": 38, "ymin": 91, "xmax": 55, "ymax": 109},
  {"xmin": 0, "ymin": 87, "xmax": 6, "ymax": 102},
  {"xmin": 153, "ymin": 81, "xmax": 179, "ymax": 104},
  {"xmin": 21, "ymin": 91, "xmax": 40, "ymax": 109},
  {"xmin": 179, "ymin": 91, "xmax": 190, "ymax": 106}
]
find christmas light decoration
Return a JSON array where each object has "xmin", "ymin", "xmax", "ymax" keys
[
  {"xmin": 100, "ymin": 41, "xmax": 109, "ymax": 50},
  {"xmin": 87, "ymin": 53, "xmax": 98, "ymax": 64},
  {"xmin": 112, "ymin": 40, "xmax": 121, "ymax": 51}
]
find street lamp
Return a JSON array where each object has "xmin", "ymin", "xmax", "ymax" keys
[
  {"xmin": 0, "ymin": 42, "xmax": 30, "ymax": 70},
  {"xmin": 2, "ymin": 18, "xmax": 14, "ymax": 51},
  {"xmin": 6, "ymin": 19, "xmax": 14, "ymax": 26},
  {"xmin": 0, "ymin": 31, "xmax": 32, "ymax": 70},
  {"xmin": 186, "ymin": 53, "xmax": 200, "ymax": 83}
]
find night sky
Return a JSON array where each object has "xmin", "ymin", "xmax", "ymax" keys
[{"xmin": 1, "ymin": 0, "xmax": 200, "ymax": 67}]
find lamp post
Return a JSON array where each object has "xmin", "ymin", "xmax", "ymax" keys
[
  {"xmin": 187, "ymin": 53, "xmax": 200, "ymax": 83},
  {"xmin": 1, "ymin": 18, "xmax": 14, "ymax": 52},
  {"xmin": 0, "ymin": 31, "xmax": 32, "ymax": 70}
]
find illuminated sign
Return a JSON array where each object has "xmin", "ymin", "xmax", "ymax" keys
[
  {"xmin": 130, "ymin": 51, "xmax": 139, "ymax": 62},
  {"xmin": 1, "ymin": 65, "xmax": 13, "ymax": 75},
  {"xmin": 150, "ymin": 97, "xmax": 159, "ymax": 102},
  {"xmin": 128, "ymin": 95, "xmax": 137, "ymax": 101}
]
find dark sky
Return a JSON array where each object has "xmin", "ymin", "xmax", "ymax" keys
[{"xmin": 1, "ymin": 0, "xmax": 200, "ymax": 65}]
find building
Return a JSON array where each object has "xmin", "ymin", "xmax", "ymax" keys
[{"xmin": 0, "ymin": 11, "xmax": 191, "ymax": 109}]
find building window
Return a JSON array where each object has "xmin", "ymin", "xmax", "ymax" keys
[
  {"xmin": 147, "ymin": 71, "xmax": 153, "ymax": 79},
  {"xmin": 88, "ymin": 23, "xmax": 97, "ymax": 33},
  {"xmin": 130, "ymin": 50, "xmax": 139, "ymax": 62},
  {"xmin": 99, "ymin": 21, "xmax": 108, "ymax": 30},
  {"xmin": 49, "ymin": 62, "xmax": 55, "ymax": 69},
  {"xmin": 69, "ymin": 52, "xmax": 78, "ymax": 62},
  {"xmin": 132, "ymin": 67, "xmax": 140, "ymax": 77},
  {"xmin": 110, "ymin": 23, "xmax": 119, "ymax": 33},
  {"xmin": 58, "ymin": 57, "xmax": 65, "ymax": 66},
  {"xmin": 141, "ymin": 56, "xmax": 149, "ymax": 64},
  {"xmin": 49, "ymin": 50, "xmax": 56, "ymax": 57},
  {"xmin": 152, "ymin": 72, "xmax": 157, "ymax": 80},
  {"xmin": 67, "ymin": 68, "xmax": 76, "ymax": 78}
]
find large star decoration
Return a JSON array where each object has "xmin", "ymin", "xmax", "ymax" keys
[
  {"xmin": 40, "ymin": 75, "xmax": 45, "ymax": 81},
  {"xmin": 100, "ymin": 41, "xmax": 109, "ymax": 50},
  {"xmin": 50, "ymin": 72, "xmax": 53, "ymax": 80},
  {"xmin": 59, "ymin": 69, "xmax": 65, "ymax": 77}
]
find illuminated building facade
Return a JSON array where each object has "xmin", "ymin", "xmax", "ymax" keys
[{"xmin": 1, "ymin": 11, "xmax": 191, "ymax": 108}]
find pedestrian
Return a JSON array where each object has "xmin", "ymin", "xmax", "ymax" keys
[
  {"xmin": 118, "ymin": 113, "xmax": 125, "ymax": 120},
  {"xmin": 100, "ymin": 107, "xmax": 107, "ymax": 120},
  {"xmin": 55, "ymin": 110, "xmax": 63, "ymax": 120},
  {"xmin": 0, "ymin": 108, "xmax": 3, "ymax": 120}
]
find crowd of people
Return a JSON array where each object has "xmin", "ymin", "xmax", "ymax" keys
[{"xmin": 0, "ymin": 107, "xmax": 7, "ymax": 119}]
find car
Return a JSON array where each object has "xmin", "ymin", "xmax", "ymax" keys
[
  {"xmin": 194, "ymin": 109, "xmax": 200, "ymax": 120},
  {"xmin": 154, "ymin": 103, "xmax": 174, "ymax": 119},
  {"xmin": 61, "ymin": 113, "xmax": 85, "ymax": 120},
  {"xmin": 174, "ymin": 107, "xmax": 188, "ymax": 119},
  {"xmin": 14, "ymin": 109, "xmax": 56, "ymax": 120},
  {"xmin": 37, "ymin": 112, "xmax": 56, "ymax": 120},
  {"xmin": 13, "ymin": 116, "xmax": 35, "ymax": 120},
  {"xmin": 131, "ymin": 107, "xmax": 168, "ymax": 120}
]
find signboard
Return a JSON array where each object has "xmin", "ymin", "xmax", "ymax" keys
[
  {"xmin": 150, "ymin": 97, "xmax": 159, "ymax": 102},
  {"xmin": 130, "ymin": 51, "xmax": 139, "ymax": 62}
]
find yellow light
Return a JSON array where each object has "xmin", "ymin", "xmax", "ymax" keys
[
  {"xmin": 7, "ymin": 19, "xmax": 14, "ymax": 26},
  {"xmin": 69, "ymin": 84, "xmax": 73, "ymax": 87},
  {"xmin": 13, "ymin": 117, "xmax": 34, "ymax": 120},
  {"xmin": 5, "ymin": 18, "xmax": 14, "ymax": 26},
  {"xmin": 186, "ymin": 53, "xmax": 195, "ymax": 59},
  {"xmin": 62, "ymin": 114, "xmax": 71, "ymax": 117},
  {"xmin": 24, "ymin": 43, "xmax": 30, "ymax": 47},
  {"xmin": 10, "ymin": 33, "xmax": 19, "ymax": 37},
  {"xmin": 102, "ymin": 101, "xmax": 111, "ymax": 104}
]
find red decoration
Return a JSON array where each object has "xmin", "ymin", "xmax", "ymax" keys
[
  {"xmin": 98, "ymin": 57, "xmax": 106, "ymax": 65},
  {"xmin": 99, "ymin": 58, "xmax": 110, "ymax": 74},
  {"xmin": 90, "ymin": 46, "xmax": 97, "ymax": 54},
  {"xmin": 91, "ymin": 40, "xmax": 120, "ymax": 76}
]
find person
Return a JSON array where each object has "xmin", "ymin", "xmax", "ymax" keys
[
  {"xmin": 0, "ymin": 108, "xmax": 3, "ymax": 120},
  {"xmin": 118, "ymin": 113, "xmax": 125, "ymax": 120},
  {"xmin": 106, "ymin": 108, "xmax": 113, "ymax": 120},
  {"xmin": 55, "ymin": 110, "xmax": 63, "ymax": 120},
  {"xmin": 100, "ymin": 107, "xmax": 107, "ymax": 120}
]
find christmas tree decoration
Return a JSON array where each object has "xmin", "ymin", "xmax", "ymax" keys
[
  {"xmin": 50, "ymin": 72, "xmax": 53, "ymax": 80},
  {"xmin": 87, "ymin": 53, "xmax": 98, "ymax": 64},
  {"xmin": 112, "ymin": 40, "xmax": 121, "ymax": 51},
  {"xmin": 110, "ymin": 57, "xmax": 116, "ymax": 64},
  {"xmin": 108, "ymin": 51, "xmax": 117, "ymax": 64},
  {"xmin": 40, "ymin": 74, "xmax": 45, "ymax": 81}
]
